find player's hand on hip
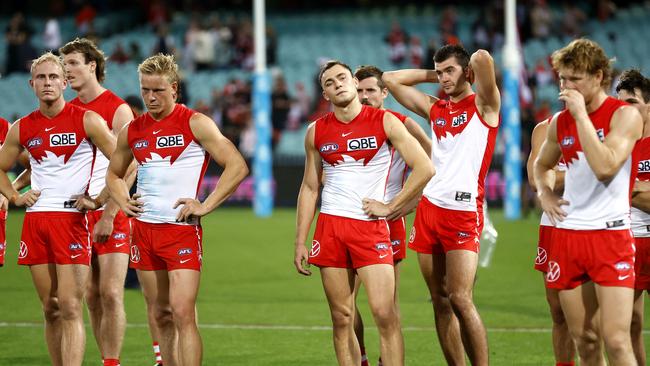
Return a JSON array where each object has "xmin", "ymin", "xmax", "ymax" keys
[
  {"xmin": 93, "ymin": 216, "xmax": 114, "ymax": 243},
  {"xmin": 0, "ymin": 195, "xmax": 8, "ymax": 211},
  {"xmin": 173, "ymin": 198, "xmax": 206, "ymax": 223},
  {"xmin": 538, "ymin": 190, "xmax": 569, "ymax": 226},
  {"xmin": 294, "ymin": 244, "xmax": 312, "ymax": 276},
  {"xmin": 362, "ymin": 198, "xmax": 391, "ymax": 218},
  {"xmin": 71, "ymin": 194, "xmax": 100, "ymax": 211},
  {"xmin": 559, "ymin": 89, "xmax": 588, "ymax": 120},
  {"xmin": 14, "ymin": 190, "xmax": 40, "ymax": 207},
  {"xmin": 122, "ymin": 193, "xmax": 144, "ymax": 217}
]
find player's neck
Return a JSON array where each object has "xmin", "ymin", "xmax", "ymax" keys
[
  {"xmin": 148, "ymin": 104, "xmax": 176, "ymax": 121},
  {"xmin": 643, "ymin": 119, "xmax": 650, "ymax": 138},
  {"xmin": 584, "ymin": 90, "xmax": 608, "ymax": 114},
  {"xmin": 333, "ymin": 99, "xmax": 363, "ymax": 123},
  {"xmin": 39, "ymin": 97, "xmax": 66, "ymax": 118},
  {"xmin": 76, "ymin": 82, "xmax": 105, "ymax": 104},
  {"xmin": 449, "ymin": 84, "xmax": 473, "ymax": 103}
]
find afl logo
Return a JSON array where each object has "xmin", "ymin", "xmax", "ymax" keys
[
  {"xmin": 18, "ymin": 241, "xmax": 28, "ymax": 259},
  {"xmin": 113, "ymin": 232, "xmax": 127, "ymax": 240},
  {"xmin": 134, "ymin": 140, "xmax": 149, "ymax": 150},
  {"xmin": 309, "ymin": 240, "xmax": 320, "ymax": 257},
  {"xmin": 435, "ymin": 118, "xmax": 446, "ymax": 127},
  {"xmin": 27, "ymin": 137, "xmax": 43, "ymax": 149},
  {"xmin": 561, "ymin": 136, "xmax": 574, "ymax": 147},
  {"xmin": 130, "ymin": 245, "xmax": 141, "ymax": 263},
  {"xmin": 319, "ymin": 143, "xmax": 339, "ymax": 154}
]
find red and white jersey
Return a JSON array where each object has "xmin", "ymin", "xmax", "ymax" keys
[
  {"xmin": 557, "ymin": 97, "xmax": 635, "ymax": 230},
  {"xmin": 315, "ymin": 105, "xmax": 391, "ymax": 220},
  {"xmin": 128, "ymin": 104, "xmax": 209, "ymax": 225},
  {"xmin": 632, "ymin": 137, "xmax": 650, "ymax": 237},
  {"xmin": 71, "ymin": 90, "xmax": 126, "ymax": 198},
  {"xmin": 19, "ymin": 103, "xmax": 95, "ymax": 212},
  {"xmin": 538, "ymin": 116, "xmax": 567, "ymax": 228},
  {"xmin": 384, "ymin": 110, "xmax": 408, "ymax": 202},
  {"xmin": 0, "ymin": 117, "xmax": 10, "ymax": 144},
  {"xmin": 423, "ymin": 94, "xmax": 498, "ymax": 213}
]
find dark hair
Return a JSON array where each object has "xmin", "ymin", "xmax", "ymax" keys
[
  {"xmin": 59, "ymin": 37, "xmax": 106, "ymax": 83},
  {"xmin": 433, "ymin": 44, "xmax": 470, "ymax": 69},
  {"xmin": 616, "ymin": 69, "xmax": 650, "ymax": 103},
  {"xmin": 318, "ymin": 60, "xmax": 352, "ymax": 87},
  {"xmin": 354, "ymin": 65, "xmax": 385, "ymax": 89}
]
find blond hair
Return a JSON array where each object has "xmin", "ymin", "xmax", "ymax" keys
[
  {"xmin": 30, "ymin": 52, "xmax": 65, "ymax": 77},
  {"xmin": 551, "ymin": 38, "xmax": 613, "ymax": 88},
  {"xmin": 138, "ymin": 53, "xmax": 180, "ymax": 85}
]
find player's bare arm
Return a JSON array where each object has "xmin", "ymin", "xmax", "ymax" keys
[
  {"xmin": 382, "ymin": 69, "xmax": 438, "ymax": 119},
  {"xmin": 534, "ymin": 117, "xmax": 568, "ymax": 225},
  {"xmin": 561, "ymin": 90, "xmax": 643, "ymax": 181},
  {"xmin": 527, "ymin": 120, "xmax": 565, "ymax": 194},
  {"xmin": 404, "ymin": 116, "xmax": 432, "ymax": 157},
  {"xmin": 173, "ymin": 113, "xmax": 248, "ymax": 223},
  {"xmin": 0, "ymin": 122, "xmax": 40, "ymax": 207},
  {"xmin": 363, "ymin": 113, "xmax": 434, "ymax": 218},
  {"xmin": 106, "ymin": 126, "xmax": 143, "ymax": 217},
  {"xmin": 294, "ymin": 124, "xmax": 321, "ymax": 276},
  {"xmin": 470, "ymin": 49, "xmax": 500, "ymax": 127}
]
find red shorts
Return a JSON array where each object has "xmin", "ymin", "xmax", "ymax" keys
[
  {"xmin": 18, "ymin": 212, "xmax": 91, "ymax": 266},
  {"xmin": 534, "ymin": 225, "xmax": 553, "ymax": 273},
  {"xmin": 308, "ymin": 213, "xmax": 393, "ymax": 269},
  {"xmin": 388, "ymin": 217, "xmax": 406, "ymax": 263},
  {"xmin": 545, "ymin": 228, "xmax": 635, "ymax": 290},
  {"xmin": 408, "ymin": 198, "xmax": 482, "ymax": 255},
  {"xmin": 87, "ymin": 210, "xmax": 131, "ymax": 256},
  {"xmin": 635, "ymin": 237, "xmax": 650, "ymax": 291},
  {"xmin": 130, "ymin": 220, "xmax": 203, "ymax": 271},
  {"xmin": 0, "ymin": 210, "xmax": 6, "ymax": 267}
]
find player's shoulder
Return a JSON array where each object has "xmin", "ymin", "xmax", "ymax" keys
[{"xmin": 386, "ymin": 109, "xmax": 408, "ymax": 123}]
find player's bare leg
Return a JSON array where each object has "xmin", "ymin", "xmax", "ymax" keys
[
  {"xmin": 544, "ymin": 285, "xmax": 576, "ymax": 364},
  {"xmin": 631, "ymin": 289, "xmax": 646, "ymax": 366},
  {"xmin": 96, "ymin": 253, "xmax": 129, "ymax": 361},
  {"xmin": 445, "ymin": 250, "xmax": 488, "ymax": 366},
  {"xmin": 559, "ymin": 283, "xmax": 606, "ymax": 366},
  {"xmin": 321, "ymin": 267, "xmax": 360, "ymax": 366},
  {"xmin": 139, "ymin": 269, "xmax": 178, "ymax": 366},
  {"xmin": 30, "ymin": 264, "xmax": 63, "ymax": 366},
  {"xmin": 169, "ymin": 269, "xmax": 202, "ymax": 366},
  {"xmin": 56, "ymin": 264, "xmax": 90, "ymax": 366},
  {"xmin": 352, "ymin": 276, "xmax": 368, "ymax": 364},
  {"xmin": 357, "ymin": 264, "xmax": 404, "ymax": 366},
  {"xmin": 137, "ymin": 269, "xmax": 167, "ymax": 365},
  {"xmin": 417, "ymin": 253, "xmax": 465, "ymax": 365},
  {"xmin": 594, "ymin": 285, "xmax": 636, "ymax": 365},
  {"xmin": 86, "ymin": 255, "xmax": 104, "ymax": 355}
]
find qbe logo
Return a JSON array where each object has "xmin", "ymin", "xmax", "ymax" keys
[
  {"xmin": 156, "ymin": 135, "xmax": 184, "ymax": 149},
  {"xmin": 639, "ymin": 159, "xmax": 650, "ymax": 172},
  {"xmin": 347, "ymin": 136, "xmax": 377, "ymax": 151},
  {"xmin": 50, "ymin": 133, "xmax": 76, "ymax": 146}
]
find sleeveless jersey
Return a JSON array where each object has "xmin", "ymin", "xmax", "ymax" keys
[
  {"xmin": 538, "ymin": 115, "xmax": 567, "ymax": 227},
  {"xmin": 315, "ymin": 105, "xmax": 391, "ymax": 220},
  {"xmin": 632, "ymin": 137, "xmax": 650, "ymax": 237},
  {"xmin": 0, "ymin": 117, "xmax": 10, "ymax": 144},
  {"xmin": 128, "ymin": 104, "xmax": 209, "ymax": 224},
  {"xmin": 70, "ymin": 90, "xmax": 126, "ymax": 198},
  {"xmin": 556, "ymin": 97, "xmax": 635, "ymax": 230},
  {"xmin": 384, "ymin": 110, "xmax": 408, "ymax": 202},
  {"xmin": 423, "ymin": 93, "xmax": 499, "ymax": 213},
  {"xmin": 19, "ymin": 103, "xmax": 94, "ymax": 212}
]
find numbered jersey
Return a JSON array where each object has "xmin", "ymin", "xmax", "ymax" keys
[
  {"xmin": 70, "ymin": 90, "xmax": 126, "ymax": 198},
  {"xmin": 423, "ymin": 94, "xmax": 499, "ymax": 213},
  {"xmin": 556, "ymin": 97, "xmax": 635, "ymax": 230},
  {"xmin": 315, "ymin": 105, "xmax": 391, "ymax": 220},
  {"xmin": 19, "ymin": 103, "xmax": 94, "ymax": 212},
  {"xmin": 127, "ymin": 104, "xmax": 209, "ymax": 224},
  {"xmin": 632, "ymin": 136, "xmax": 650, "ymax": 237}
]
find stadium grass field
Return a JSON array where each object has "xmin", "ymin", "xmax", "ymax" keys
[{"xmin": 1, "ymin": 208, "xmax": 649, "ymax": 365}]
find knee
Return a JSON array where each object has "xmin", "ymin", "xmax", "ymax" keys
[
  {"xmin": 602, "ymin": 332, "xmax": 632, "ymax": 355},
  {"xmin": 573, "ymin": 328, "xmax": 601, "ymax": 353},
  {"xmin": 448, "ymin": 290, "xmax": 474, "ymax": 315},
  {"xmin": 99, "ymin": 287, "xmax": 124, "ymax": 312},
  {"xmin": 58, "ymin": 297, "xmax": 83, "ymax": 321},
  {"xmin": 430, "ymin": 289, "xmax": 452, "ymax": 311},
  {"xmin": 171, "ymin": 302, "xmax": 196, "ymax": 327},
  {"xmin": 153, "ymin": 305, "xmax": 174, "ymax": 327},
  {"xmin": 42, "ymin": 298, "xmax": 60, "ymax": 323},
  {"xmin": 369, "ymin": 303, "xmax": 397, "ymax": 329},
  {"xmin": 330, "ymin": 306, "xmax": 354, "ymax": 329}
]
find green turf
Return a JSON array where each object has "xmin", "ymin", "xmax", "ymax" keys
[{"xmin": 0, "ymin": 208, "xmax": 647, "ymax": 365}]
